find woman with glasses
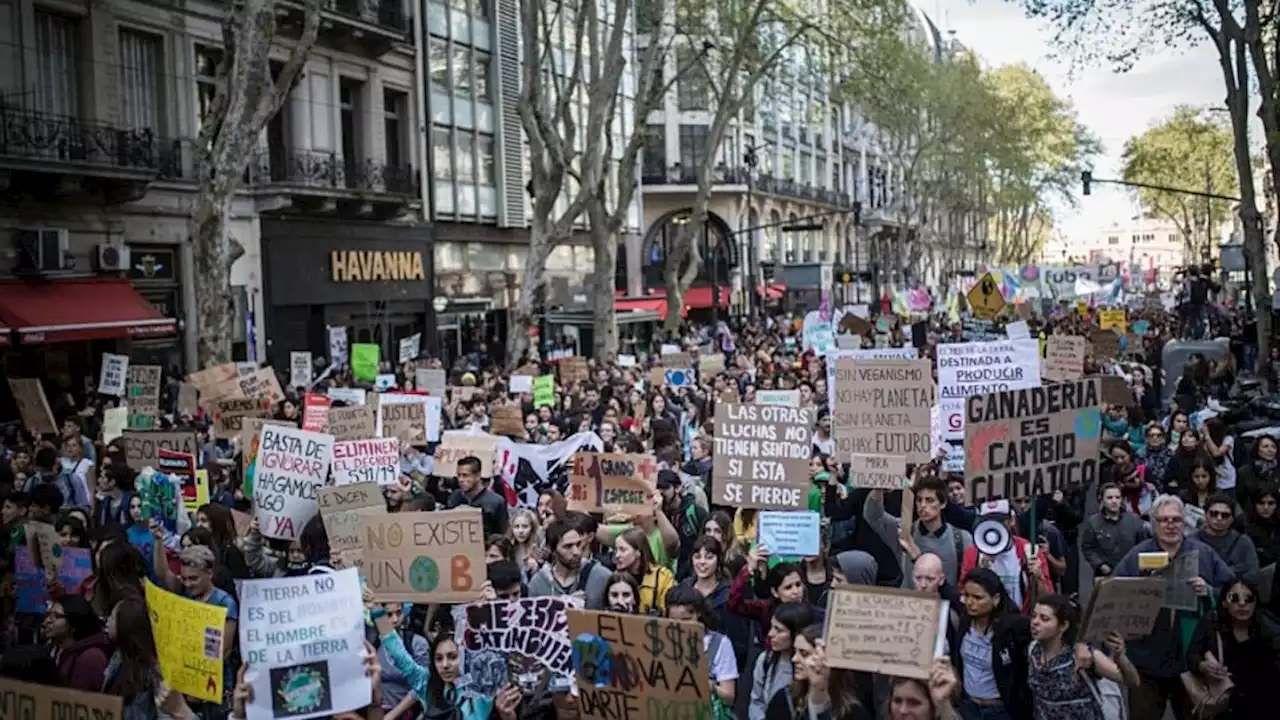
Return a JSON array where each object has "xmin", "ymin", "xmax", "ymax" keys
[
  {"xmin": 1137, "ymin": 425, "xmax": 1174, "ymax": 489},
  {"xmin": 1235, "ymin": 436, "xmax": 1280, "ymax": 507},
  {"xmin": 1186, "ymin": 578, "xmax": 1280, "ymax": 717}
]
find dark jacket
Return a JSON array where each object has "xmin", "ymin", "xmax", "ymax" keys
[
  {"xmin": 1080, "ymin": 509, "xmax": 1147, "ymax": 575},
  {"xmin": 57, "ymin": 631, "xmax": 112, "ymax": 692},
  {"xmin": 1236, "ymin": 462, "xmax": 1280, "ymax": 506},
  {"xmin": 1186, "ymin": 613, "xmax": 1280, "ymax": 717},
  {"xmin": 949, "ymin": 612, "xmax": 1033, "ymax": 718},
  {"xmin": 445, "ymin": 487, "xmax": 509, "ymax": 537}
]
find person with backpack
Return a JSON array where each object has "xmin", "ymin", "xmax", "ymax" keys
[
  {"xmin": 865, "ymin": 474, "xmax": 973, "ymax": 588},
  {"xmin": 1027, "ymin": 594, "xmax": 1138, "ymax": 720},
  {"xmin": 24, "ymin": 446, "xmax": 90, "ymax": 510},
  {"xmin": 525, "ymin": 517, "xmax": 611, "ymax": 609}
]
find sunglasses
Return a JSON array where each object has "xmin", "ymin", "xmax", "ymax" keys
[
  {"xmin": 1208, "ymin": 510, "xmax": 1233, "ymax": 519},
  {"xmin": 1227, "ymin": 592, "xmax": 1256, "ymax": 604}
]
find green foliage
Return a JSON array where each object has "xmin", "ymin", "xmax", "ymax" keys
[{"xmin": 1121, "ymin": 106, "xmax": 1240, "ymax": 258}]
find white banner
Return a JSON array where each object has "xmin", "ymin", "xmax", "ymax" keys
[
  {"xmin": 239, "ymin": 569, "xmax": 369, "ymax": 720},
  {"xmin": 98, "ymin": 353, "xmax": 129, "ymax": 397},
  {"xmin": 936, "ymin": 339, "xmax": 1041, "ymax": 441},
  {"xmin": 1039, "ymin": 263, "xmax": 1122, "ymax": 299},
  {"xmin": 497, "ymin": 431, "xmax": 603, "ymax": 508},
  {"xmin": 331, "ymin": 438, "xmax": 399, "ymax": 486},
  {"xmin": 290, "ymin": 352, "xmax": 313, "ymax": 390},
  {"xmin": 254, "ymin": 425, "xmax": 335, "ymax": 540}
]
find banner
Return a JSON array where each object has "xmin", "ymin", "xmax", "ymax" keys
[
  {"xmin": 711, "ymin": 404, "xmax": 812, "ymax": 509},
  {"xmin": 936, "ymin": 339, "xmax": 1041, "ymax": 442},
  {"xmin": 0, "ymin": 677, "xmax": 123, "ymax": 720},
  {"xmin": 361, "ymin": 508, "xmax": 486, "ymax": 603},
  {"xmin": 318, "ymin": 482, "xmax": 384, "ymax": 553},
  {"xmin": 146, "ymin": 579, "xmax": 227, "ymax": 703},
  {"xmin": 832, "ymin": 358, "xmax": 934, "ymax": 462},
  {"xmin": 824, "ymin": 585, "xmax": 942, "ymax": 680},
  {"xmin": 567, "ymin": 452, "xmax": 658, "ymax": 516},
  {"xmin": 255, "ymin": 425, "xmax": 335, "ymax": 540},
  {"xmin": 453, "ymin": 596, "xmax": 583, "ymax": 699},
  {"xmin": 239, "ymin": 569, "xmax": 370, "ymax": 720},
  {"xmin": 331, "ymin": 438, "xmax": 399, "ymax": 487},
  {"xmin": 963, "ymin": 379, "xmax": 1102, "ymax": 504},
  {"xmin": 497, "ymin": 431, "xmax": 604, "ymax": 508},
  {"xmin": 98, "ymin": 353, "xmax": 130, "ymax": 397},
  {"xmin": 568, "ymin": 610, "xmax": 708, "ymax": 719}
]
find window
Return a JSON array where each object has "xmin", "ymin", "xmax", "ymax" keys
[
  {"xmin": 430, "ymin": 38, "xmax": 449, "ymax": 87},
  {"xmin": 340, "ymin": 79, "xmax": 363, "ymax": 168},
  {"xmin": 678, "ymin": 125, "xmax": 708, "ymax": 169},
  {"xmin": 799, "ymin": 152, "xmax": 811, "ymax": 185},
  {"xmin": 453, "ymin": 46, "xmax": 472, "ymax": 97},
  {"xmin": 384, "ymin": 89, "xmax": 408, "ymax": 165},
  {"xmin": 473, "ymin": 52, "xmax": 491, "ymax": 101},
  {"xmin": 193, "ymin": 46, "xmax": 223, "ymax": 139},
  {"xmin": 781, "ymin": 147, "xmax": 794, "ymax": 179},
  {"xmin": 119, "ymin": 29, "xmax": 162, "ymax": 133},
  {"xmin": 642, "ymin": 125, "xmax": 665, "ymax": 176},
  {"xmin": 676, "ymin": 48, "xmax": 708, "ymax": 111},
  {"xmin": 477, "ymin": 133, "xmax": 495, "ymax": 185},
  {"xmin": 456, "ymin": 130, "xmax": 475, "ymax": 182},
  {"xmin": 34, "ymin": 10, "xmax": 81, "ymax": 117},
  {"xmin": 1108, "ymin": 236, "xmax": 1119, "ymax": 246},
  {"xmin": 432, "ymin": 127, "xmax": 453, "ymax": 179}
]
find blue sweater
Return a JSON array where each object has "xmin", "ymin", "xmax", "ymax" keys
[{"xmin": 380, "ymin": 630, "xmax": 495, "ymax": 720}]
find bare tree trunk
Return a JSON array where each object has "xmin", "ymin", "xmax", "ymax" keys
[
  {"xmin": 190, "ymin": 189, "xmax": 239, "ymax": 365},
  {"xmin": 507, "ymin": 221, "xmax": 556, "ymax": 367},
  {"xmin": 590, "ymin": 219, "xmax": 619, "ymax": 358}
]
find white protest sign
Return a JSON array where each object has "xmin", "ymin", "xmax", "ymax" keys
[
  {"xmin": 756, "ymin": 389, "xmax": 800, "ymax": 407},
  {"xmin": 756, "ymin": 511, "xmax": 820, "ymax": 556},
  {"xmin": 825, "ymin": 347, "xmax": 917, "ymax": 410},
  {"xmin": 328, "ymin": 326, "xmax": 349, "ymax": 365},
  {"xmin": 1005, "ymin": 320, "xmax": 1031, "ymax": 340},
  {"xmin": 378, "ymin": 393, "xmax": 441, "ymax": 443},
  {"xmin": 326, "ymin": 388, "xmax": 366, "ymax": 406},
  {"xmin": 398, "ymin": 334, "xmax": 421, "ymax": 364},
  {"xmin": 98, "ymin": 353, "xmax": 130, "ymax": 397},
  {"xmin": 510, "ymin": 375, "xmax": 533, "ymax": 393},
  {"xmin": 239, "ymin": 569, "xmax": 370, "ymax": 720},
  {"xmin": 254, "ymin": 425, "xmax": 335, "ymax": 540},
  {"xmin": 935, "ymin": 339, "xmax": 1040, "ymax": 441},
  {"xmin": 451, "ymin": 596, "xmax": 584, "ymax": 698},
  {"xmin": 414, "ymin": 368, "xmax": 446, "ymax": 396},
  {"xmin": 290, "ymin": 352, "xmax": 313, "ymax": 389},
  {"xmin": 331, "ymin": 438, "xmax": 399, "ymax": 487},
  {"xmin": 374, "ymin": 374, "xmax": 397, "ymax": 391}
]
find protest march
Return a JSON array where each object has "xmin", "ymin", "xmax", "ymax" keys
[{"xmin": 1, "ymin": 269, "xmax": 1279, "ymax": 720}]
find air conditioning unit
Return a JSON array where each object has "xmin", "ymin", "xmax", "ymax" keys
[
  {"xmin": 12, "ymin": 228, "xmax": 70, "ymax": 274},
  {"xmin": 94, "ymin": 244, "xmax": 131, "ymax": 273}
]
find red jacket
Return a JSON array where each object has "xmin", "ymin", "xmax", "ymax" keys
[
  {"xmin": 960, "ymin": 536, "xmax": 1053, "ymax": 614},
  {"xmin": 57, "ymin": 631, "xmax": 111, "ymax": 692}
]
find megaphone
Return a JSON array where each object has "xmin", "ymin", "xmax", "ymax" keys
[{"xmin": 973, "ymin": 518, "xmax": 1012, "ymax": 557}]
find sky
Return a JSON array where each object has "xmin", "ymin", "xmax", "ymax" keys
[{"xmin": 932, "ymin": 0, "xmax": 1226, "ymax": 247}]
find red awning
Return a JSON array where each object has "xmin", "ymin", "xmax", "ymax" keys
[
  {"xmin": 755, "ymin": 283, "xmax": 785, "ymax": 300},
  {"xmin": 683, "ymin": 286, "xmax": 731, "ymax": 309},
  {"xmin": 0, "ymin": 327, "xmax": 9, "ymax": 347},
  {"xmin": 615, "ymin": 296, "xmax": 668, "ymax": 321},
  {"xmin": 0, "ymin": 278, "xmax": 177, "ymax": 344}
]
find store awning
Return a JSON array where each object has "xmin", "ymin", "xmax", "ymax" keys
[
  {"xmin": 755, "ymin": 283, "xmax": 785, "ymax": 300},
  {"xmin": 683, "ymin": 286, "xmax": 731, "ymax": 309},
  {"xmin": 0, "ymin": 278, "xmax": 178, "ymax": 344},
  {"xmin": 0, "ymin": 327, "xmax": 9, "ymax": 347},
  {"xmin": 615, "ymin": 296, "xmax": 668, "ymax": 321}
]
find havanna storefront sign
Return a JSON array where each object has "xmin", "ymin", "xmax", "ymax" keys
[{"xmin": 331, "ymin": 251, "xmax": 426, "ymax": 282}]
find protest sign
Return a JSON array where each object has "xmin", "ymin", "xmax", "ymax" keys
[
  {"xmin": 177, "ymin": 382, "xmax": 199, "ymax": 416},
  {"xmin": 756, "ymin": 511, "xmax": 820, "ymax": 556},
  {"xmin": 239, "ymin": 367, "xmax": 286, "ymax": 406},
  {"xmin": 146, "ymin": 579, "xmax": 227, "ymax": 702},
  {"xmin": 188, "ymin": 362, "xmax": 238, "ymax": 391},
  {"xmin": 848, "ymin": 454, "xmax": 908, "ymax": 489},
  {"xmin": 657, "ymin": 351, "xmax": 693, "ymax": 368},
  {"xmin": 963, "ymin": 379, "xmax": 1102, "ymax": 504},
  {"xmin": 331, "ymin": 438, "xmax": 399, "ymax": 487},
  {"xmin": 379, "ymin": 399, "xmax": 425, "ymax": 445},
  {"xmin": 824, "ymin": 347, "xmax": 917, "ymax": 409},
  {"xmin": 361, "ymin": 508, "xmax": 486, "ymax": 603},
  {"xmin": 434, "ymin": 431, "xmax": 498, "ymax": 477},
  {"xmin": 832, "ymin": 358, "xmax": 934, "ymax": 462},
  {"xmin": 558, "ymin": 357, "xmax": 590, "ymax": 385},
  {"xmin": 1164, "ymin": 549, "xmax": 1200, "ymax": 611},
  {"xmin": 1099, "ymin": 309, "xmax": 1126, "ymax": 331},
  {"xmin": 157, "ymin": 449, "xmax": 200, "ymax": 510},
  {"xmin": 239, "ymin": 569, "xmax": 369, "ymax": 720},
  {"xmin": 567, "ymin": 452, "xmax": 658, "ymax": 516},
  {"xmin": 122, "ymin": 430, "xmax": 199, "ymax": 471},
  {"xmin": 415, "ymin": 367, "xmax": 446, "ymax": 396},
  {"xmin": 232, "ymin": 508, "xmax": 254, "ymax": 538},
  {"xmin": 453, "ymin": 596, "xmax": 582, "ymax": 698},
  {"xmin": 1079, "ymin": 577, "xmax": 1164, "ymax": 643},
  {"xmin": 756, "ymin": 389, "xmax": 800, "ymax": 407},
  {"xmin": 98, "ymin": 353, "xmax": 129, "ymax": 396},
  {"xmin": 490, "ymin": 405, "xmax": 524, "ymax": 437},
  {"xmin": 318, "ymin": 482, "xmax": 384, "ymax": 552},
  {"xmin": 7, "ymin": 378, "xmax": 57, "ymax": 436},
  {"xmin": 1091, "ymin": 328, "xmax": 1121, "ymax": 358},
  {"xmin": 301, "ymin": 393, "xmax": 331, "ymax": 432},
  {"xmin": 712, "ymin": 403, "xmax": 812, "ymax": 509},
  {"xmin": 329, "ymin": 326, "xmax": 349, "ymax": 365},
  {"xmin": 936, "ymin": 339, "xmax": 1041, "ymax": 442},
  {"xmin": 214, "ymin": 397, "xmax": 271, "ymax": 436},
  {"xmin": 254, "ymin": 425, "xmax": 335, "ymax": 540},
  {"xmin": 824, "ymin": 585, "xmax": 942, "ymax": 680},
  {"xmin": 568, "ymin": 610, "xmax": 709, "ymax": 720},
  {"xmin": 399, "ymin": 333, "xmax": 422, "ymax": 364},
  {"xmin": 324, "ymin": 405, "xmax": 376, "ymax": 442},
  {"xmin": 326, "ymin": 387, "xmax": 366, "ymax": 405},
  {"xmin": 103, "ymin": 406, "xmax": 127, "ymax": 444},
  {"xmin": 126, "ymin": 365, "xmax": 163, "ymax": 428},
  {"xmin": 0, "ymin": 677, "xmax": 123, "ymax": 720},
  {"xmin": 1005, "ymin": 320, "xmax": 1031, "ymax": 340},
  {"xmin": 532, "ymin": 376, "xmax": 554, "ymax": 407},
  {"xmin": 1043, "ymin": 335, "xmax": 1086, "ymax": 382},
  {"xmin": 15, "ymin": 546, "xmax": 92, "ymax": 614},
  {"xmin": 289, "ymin": 351, "xmax": 313, "ymax": 389}
]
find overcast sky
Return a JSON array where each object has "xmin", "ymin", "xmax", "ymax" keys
[{"xmin": 931, "ymin": 0, "xmax": 1226, "ymax": 246}]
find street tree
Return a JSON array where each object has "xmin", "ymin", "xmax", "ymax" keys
[
  {"xmin": 1013, "ymin": 0, "xmax": 1274, "ymax": 362},
  {"xmin": 983, "ymin": 64, "xmax": 1098, "ymax": 266},
  {"xmin": 1120, "ymin": 106, "xmax": 1239, "ymax": 260},
  {"xmin": 191, "ymin": 0, "xmax": 327, "ymax": 367}
]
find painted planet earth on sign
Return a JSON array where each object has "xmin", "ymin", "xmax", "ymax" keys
[{"xmin": 409, "ymin": 556, "xmax": 440, "ymax": 592}]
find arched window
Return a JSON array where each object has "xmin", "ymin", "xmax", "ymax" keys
[{"xmin": 765, "ymin": 210, "xmax": 781, "ymax": 262}]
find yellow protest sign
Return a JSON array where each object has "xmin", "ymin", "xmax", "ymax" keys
[
  {"xmin": 145, "ymin": 579, "xmax": 227, "ymax": 703},
  {"xmin": 1099, "ymin": 309, "xmax": 1126, "ymax": 331},
  {"xmin": 966, "ymin": 273, "xmax": 1005, "ymax": 320},
  {"xmin": 184, "ymin": 469, "xmax": 210, "ymax": 513},
  {"xmin": 1076, "ymin": 300, "xmax": 1089, "ymax": 315}
]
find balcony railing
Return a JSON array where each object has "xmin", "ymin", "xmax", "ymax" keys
[
  {"xmin": 638, "ymin": 163, "xmax": 854, "ymax": 207},
  {"xmin": 256, "ymin": 147, "xmax": 418, "ymax": 195},
  {"xmin": 329, "ymin": 0, "xmax": 408, "ymax": 32},
  {"xmin": 0, "ymin": 106, "xmax": 161, "ymax": 173}
]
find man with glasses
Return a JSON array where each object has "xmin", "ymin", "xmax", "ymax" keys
[
  {"xmin": 1195, "ymin": 492, "xmax": 1260, "ymax": 579},
  {"xmin": 1112, "ymin": 495, "xmax": 1235, "ymax": 720}
]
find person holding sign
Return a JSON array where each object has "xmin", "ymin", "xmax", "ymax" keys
[
  {"xmin": 1026, "ymin": 594, "xmax": 1136, "ymax": 720},
  {"xmin": 763, "ymin": 624, "xmax": 872, "ymax": 720},
  {"xmin": 948, "ymin": 568, "xmax": 1033, "ymax": 720}
]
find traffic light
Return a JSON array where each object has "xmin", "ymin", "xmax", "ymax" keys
[{"xmin": 1081, "ymin": 170, "xmax": 1092, "ymax": 196}]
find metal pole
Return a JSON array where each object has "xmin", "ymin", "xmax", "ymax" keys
[{"xmin": 709, "ymin": 224, "xmax": 718, "ymax": 330}]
